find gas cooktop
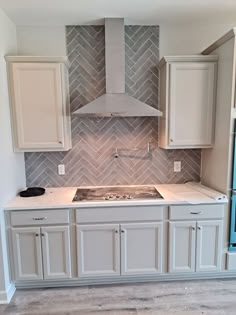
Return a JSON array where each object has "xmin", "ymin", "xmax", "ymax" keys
[{"xmin": 72, "ymin": 186, "xmax": 163, "ymax": 202}]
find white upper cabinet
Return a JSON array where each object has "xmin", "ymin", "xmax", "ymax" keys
[
  {"xmin": 158, "ymin": 56, "xmax": 218, "ymax": 149},
  {"xmin": 6, "ymin": 56, "xmax": 72, "ymax": 152}
]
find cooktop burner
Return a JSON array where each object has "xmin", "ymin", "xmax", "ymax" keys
[{"xmin": 72, "ymin": 186, "xmax": 163, "ymax": 202}]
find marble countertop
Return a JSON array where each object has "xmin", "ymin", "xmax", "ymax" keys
[{"xmin": 4, "ymin": 183, "xmax": 228, "ymax": 211}]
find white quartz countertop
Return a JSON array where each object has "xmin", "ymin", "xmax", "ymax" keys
[{"xmin": 4, "ymin": 183, "xmax": 228, "ymax": 211}]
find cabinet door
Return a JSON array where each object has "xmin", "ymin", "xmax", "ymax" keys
[
  {"xmin": 169, "ymin": 221, "xmax": 196, "ymax": 273},
  {"xmin": 196, "ymin": 220, "xmax": 223, "ymax": 272},
  {"xmin": 77, "ymin": 224, "xmax": 120, "ymax": 277},
  {"xmin": 121, "ymin": 222, "xmax": 163, "ymax": 275},
  {"xmin": 169, "ymin": 62, "xmax": 215, "ymax": 147},
  {"xmin": 41, "ymin": 226, "xmax": 72, "ymax": 279},
  {"xmin": 12, "ymin": 227, "xmax": 43, "ymax": 281},
  {"xmin": 10, "ymin": 63, "xmax": 65, "ymax": 151}
]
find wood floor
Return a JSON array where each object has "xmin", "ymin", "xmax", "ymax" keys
[{"xmin": 1, "ymin": 279, "xmax": 236, "ymax": 315}]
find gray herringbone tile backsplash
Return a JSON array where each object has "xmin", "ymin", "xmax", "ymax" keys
[{"xmin": 25, "ymin": 25, "xmax": 201, "ymax": 187}]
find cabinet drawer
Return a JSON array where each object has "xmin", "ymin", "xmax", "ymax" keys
[
  {"xmin": 76, "ymin": 206, "xmax": 164, "ymax": 223},
  {"xmin": 169, "ymin": 204, "xmax": 224, "ymax": 220},
  {"xmin": 11, "ymin": 209, "xmax": 70, "ymax": 226}
]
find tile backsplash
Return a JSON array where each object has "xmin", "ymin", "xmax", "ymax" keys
[{"xmin": 25, "ymin": 25, "xmax": 201, "ymax": 187}]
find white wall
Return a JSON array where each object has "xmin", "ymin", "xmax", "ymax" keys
[
  {"xmin": 17, "ymin": 26, "xmax": 67, "ymax": 55},
  {"xmin": 160, "ymin": 23, "xmax": 236, "ymax": 57},
  {"xmin": 0, "ymin": 8, "xmax": 26, "ymax": 303},
  {"xmin": 16, "ymin": 23, "xmax": 236, "ymax": 58}
]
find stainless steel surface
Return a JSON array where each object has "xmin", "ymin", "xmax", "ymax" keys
[
  {"xmin": 73, "ymin": 19, "xmax": 162, "ymax": 117},
  {"xmin": 114, "ymin": 142, "xmax": 151, "ymax": 159},
  {"xmin": 73, "ymin": 186, "xmax": 164, "ymax": 202}
]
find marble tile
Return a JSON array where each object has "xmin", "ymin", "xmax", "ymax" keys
[{"xmin": 0, "ymin": 280, "xmax": 236, "ymax": 315}]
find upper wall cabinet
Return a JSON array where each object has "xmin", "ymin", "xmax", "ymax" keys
[
  {"xmin": 5, "ymin": 56, "xmax": 72, "ymax": 152},
  {"xmin": 158, "ymin": 56, "xmax": 218, "ymax": 149}
]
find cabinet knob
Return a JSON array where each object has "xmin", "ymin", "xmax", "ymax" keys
[
  {"xmin": 58, "ymin": 141, "xmax": 62, "ymax": 144},
  {"xmin": 192, "ymin": 226, "xmax": 196, "ymax": 230},
  {"xmin": 35, "ymin": 233, "xmax": 39, "ymax": 237},
  {"xmin": 198, "ymin": 226, "xmax": 201, "ymax": 230},
  {"xmin": 115, "ymin": 230, "xmax": 119, "ymax": 234},
  {"xmin": 121, "ymin": 230, "xmax": 125, "ymax": 233},
  {"xmin": 170, "ymin": 139, "xmax": 174, "ymax": 142},
  {"xmin": 41, "ymin": 233, "xmax": 45, "ymax": 237}
]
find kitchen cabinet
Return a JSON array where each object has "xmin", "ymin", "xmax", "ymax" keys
[
  {"xmin": 121, "ymin": 222, "xmax": 163, "ymax": 275},
  {"xmin": 77, "ymin": 222, "xmax": 163, "ymax": 277},
  {"xmin": 168, "ymin": 205, "xmax": 224, "ymax": 273},
  {"xmin": 77, "ymin": 224, "xmax": 120, "ymax": 277},
  {"xmin": 158, "ymin": 56, "xmax": 218, "ymax": 149},
  {"xmin": 41, "ymin": 226, "xmax": 71, "ymax": 279},
  {"xmin": 12, "ymin": 227, "xmax": 43, "ymax": 281},
  {"xmin": 12, "ymin": 225, "xmax": 71, "ymax": 281},
  {"xmin": 5, "ymin": 56, "xmax": 71, "ymax": 152},
  {"xmin": 196, "ymin": 220, "xmax": 223, "ymax": 272},
  {"xmin": 169, "ymin": 221, "xmax": 196, "ymax": 273}
]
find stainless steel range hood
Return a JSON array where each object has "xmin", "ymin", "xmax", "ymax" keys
[{"xmin": 73, "ymin": 18, "xmax": 162, "ymax": 117}]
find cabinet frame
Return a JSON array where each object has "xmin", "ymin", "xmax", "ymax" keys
[
  {"xmin": 158, "ymin": 55, "xmax": 218, "ymax": 149},
  {"xmin": 6, "ymin": 56, "xmax": 71, "ymax": 152},
  {"xmin": 11, "ymin": 225, "xmax": 72, "ymax": 281},
  {"xmin": 121, "ymin": 222, "xmax": 163, "ymax": 275},
  {"xmin": 77, "ymin": 224, "xmax": 121, "ymax": 278},
  {"xmin": 168, "ymin": 221, "xmax": 196, "ymax": 273},
  {"xmin": 12, "ymin": 227, "xmax": 43, "ymax": 281}
]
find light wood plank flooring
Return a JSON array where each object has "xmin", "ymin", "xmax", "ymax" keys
[{"xmin": 1, "ymin": 279, "xmax": 236, "ymax": 315}]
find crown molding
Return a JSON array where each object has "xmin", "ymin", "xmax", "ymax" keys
[
  {"xmin": 5, "ymin": 56, "xmax": 69, "ymax": 67},
  {"xmin": 158, "ymin": 55, "xmax": 218, "ymax": 68},
  {"xmin": 202, "ymin": 28, "xmax": 236, "ymax": 55}
]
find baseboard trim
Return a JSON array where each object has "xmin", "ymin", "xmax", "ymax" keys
[
  {"xmin": 14, "ymin": 271, "xmax": 236, "ymax": 289},
  {"xmin": 0, "ymin": 284, "xmax": 16, "ymax": 304}
]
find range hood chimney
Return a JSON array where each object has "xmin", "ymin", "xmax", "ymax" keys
[{"xmin": 73, "ymin": 18, "xmax": 162, "ymax": 117}]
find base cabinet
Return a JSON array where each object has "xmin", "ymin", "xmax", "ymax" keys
[
  {"xmin": 169, "ymin": 221, "xmax": 196, "ymax": 273},
  {"xmin": 196, "ymin": 221, "xmax": 223, "ymax": 272},
  {"xmin": 169, "ymin": 220, "xmax": 223, "ymax": 273},
  {"xmin": 77, "ymin": 222, "xmax": 163, "ymax": 277},
  {"xmin": 77, "ymin": 224, "xmax": 120, "ymax": 277},
  {"xmin": 41, "ymin": 226, "xmax": 72, "ymax": 279},
  {"xmin": 12, "ymin": 226, "xmax": 71, "ymax": 281},
  {"xmin": 121, "ymin": 223, "xmax": 163, "ymax": 275},
  {"xmin": 12, "ymin": 227, "xmax": 43, "ymax": 281}
]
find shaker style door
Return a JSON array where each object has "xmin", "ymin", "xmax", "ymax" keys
[
  {"xmin": 12, "ymin": 227, "xmax": 43, "ymax": 281},
  {"xmin": 41, "ymin": 226, "xmax": 72, "ymax": 279},
  {"xmin": 169, "ymin": 221, "xmax": 196, "ymax": 273},
  {"xmin": 120, "ymin": 222, "xmax": 163, "ymax": 275},
  {"xmin": 77, "ymin": 224, "xmax": 120, "ymax": 277}
]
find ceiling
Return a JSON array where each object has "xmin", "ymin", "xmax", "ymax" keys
[{"xmin": 1, "ymin": 0, "xmax": 236, "ymax": 26}]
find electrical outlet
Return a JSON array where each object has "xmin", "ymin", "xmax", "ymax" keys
[
  {"xmin": 58, "ymin": 164, "xmax": 65, "ymax": 175},
  {"xmin": 174, "ymin": 161, "xmax": 181, "ymax": 172}
]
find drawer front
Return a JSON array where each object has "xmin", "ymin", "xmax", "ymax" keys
[
  {"xmin": 11, "ymin": 209, "xmax": 70, "ymax": 226},
  {"xmin": 76, "ymin": 206, "xmax": 164, "ymax": 223},
  {"xmin": 169, "ymin": 204, "xmax": 224, "ymax": 220}
]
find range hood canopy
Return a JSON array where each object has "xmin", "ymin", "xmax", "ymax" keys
[{"xmin": 73, "ymin": 18, "xmax": 162, "ymax": 117}]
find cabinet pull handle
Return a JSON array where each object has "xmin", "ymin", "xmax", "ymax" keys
[
  {"xmin": 121, "ymin": 230, "xmax": 125, "ymax": 233},
  {"xmin": 190, "ymin": 211, "xmax": 203, "ymax": 215},
  {"xmin": 32, "ymin": 217, "xmax": 47, "ymax": 221}
]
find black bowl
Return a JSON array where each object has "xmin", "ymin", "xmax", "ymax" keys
[{"xmin": 20, "ymin": 187, "xmax": 46, "ymax": 197}]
